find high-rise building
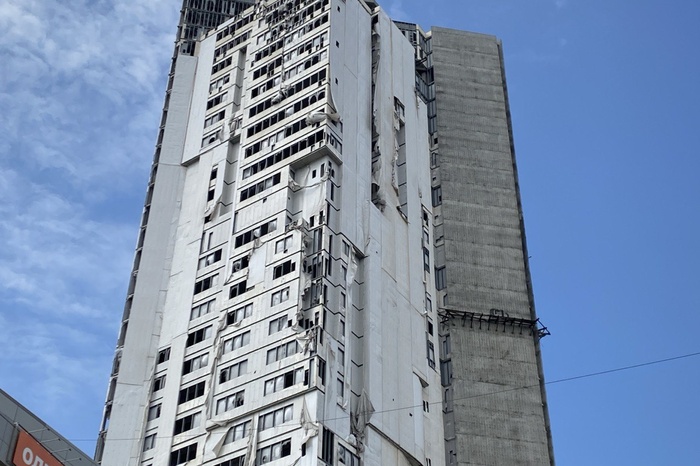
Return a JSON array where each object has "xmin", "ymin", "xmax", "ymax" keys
[{"xmin": 97, "ymin": 1, "xmax": 554, "ymax": 465}]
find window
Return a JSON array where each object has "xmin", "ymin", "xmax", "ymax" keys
[
  {"xmin": 444, "ymin": 388, "xmax": 454, "ymax": 414},
  {"xmin": 431, "ymin": 186, "xmax": 442, "ymax": 207},
  {"xmin": 282, "ymin": 48, "xmax": 328, "ymax": 81},
  {"xmin": 220, "ymin": 360, "xmax": 248, "ymax": 383},
  {"xmin": 214, "ymin": 454, "xmax": 245, "ymax": 466},
  {"xmin": 174, "ymin": 411, "xmax": 201, "ymax": 435},
  {"xmin": 269, "ymin": 315, "xmax": 289, "ymax": 334},
  {"xmin": 212, "ymin": 56, "xmax": 233, "ymax": 75},
  {"xmin": 266, "ymin": 340, "xmax": 299, "ymax": 364},
  {"xmin": 217, "ymin": 13, "xmax": 253, "ymax": 41},
  {"xmin": 200, "ymin": 231, "xmax": 214, "ymax": 253},
  {"xmin": 435, "ymin": 266, "xmax": 447, "ymax": 290},
  {"xmin": 198, "ymin": 249, "xmax": 222, "ymax": 269},
  {"xmin": 423, "ymin": 247, "xmax": 430, "ymax": 272},
  {"xmin": 216, "ymin": 390, "xmax": 245, "ymax": 414},
  {"xmin": 270, "ymin": 287, "xmax": 290, "ymax": 306},
  {"xmin": 275, "ymin": 236, "xmax": 293, "ymax": 254},
  {"xmin": 337, "ymin": 378, "xmax": 345, "ymax": 398},
  {"xmin": 157, "ymin": 348, "xmax": 170, "ymax": 364},
  {"xmin": 442, "ymin": 334, "xmax": 451, "ymax": 356},
  {"xmin": 340, "ymin": 292, "xmax": 346, "ymax": 309},
  {"xmin": 342, "ymin": 240, "xmax": 350, "ymax": 256},
  {"xmin": 170, "ymin": 443, "xmax": 197, "ymax": 466},
  {"xmin": 307, "ymin": 228, "xmax": 322, "ymax": 254},
  {"xmin": 240, "ymin": 173, "xmax": 282, "ymax": 202},
  {"xmin": 250, "ymin": 74, "xmax": 282, "ymax": 99},
  {"xmin": 337, "ymin": 445, "xmax": 360, "ymax": 466},
  {"xmin": 227, "ymin": 303, "xmax": 253, "ymax": 326},
  {"xmin": 259, "ymin": 404, "xmax": 293, "ymax": 432},
  {"xmin": 194, "ymin": 274, "xmax": 218, "ymax": 295},
  {"xmin": 249, "ymin": 63, "xmax": 328, "ymax": 115},
  {"xmin": 222, "ymin": 331, "xmax": 251, "ymax": 354},
  {"xmin": 143, "ymin": 434, "xmax": 156, "ymax": 452},
  {"xmin": 229, "ymin": 280, "xmax": 248, "ymax": 299},
  {"xmin": 147, "ymin": 404, "xmax": 161, "ymax": 421},
  {"xmin": 318, "ymin": 359, "xmax": 326, "ymax": 386},
  {"xmin": 306, "ymin": 255, "xmax": 323, "ymax": 278},
  {"xmin": 204, "ymin": 109, "xmax": 226, "ymax": 128},
  {"xmin": 214, "ymin": 30, "xmax": 250, "ymax": 59},
  {"xmin": 244, "ymin": 117, "xmax": 310, "ymax": 158},
  {"xmin": 209, "ymin": 75, "xmax": 230, "ymax": 93},
  {"xmin": 234, "ymin": 219, "xmax": 277, "ymax": 248},
  {"xmin": 183, "ymin": 353, "xmax": 209, "ymax": 375},
  {"xmin": 246, "ymin": 87, "xmax": 327, "ymax": 139},
  {"xmin": 186, "ymin": 326, "xmax": 212, "ymax": 347},
  {"xmin": 251, "ymin": 56, "xmax": 283, "ymax": 80},
  {"xmin": 207, "ymin": 92, "xmax": 228, "ymax": 110},
  {"xmin": 282, "ymin": 31, "xmax": 330, "ymax": 63},
  {"xmin": 230, "ymin": 255, "xmax": 250, "ymax": 273},
  {"xmin": 321, "ymin": 428, "xmax": 334, "ymax": 463},
  {"xmin": 257, "ymin": 438, "xmax": 291, "ymax": 465},
  {"xmin": 152, "ymin": 375, "xmax": 166, "ymax": 392},
  {"xmin": 190, "ymin": 299, "xmax": 215, "ymax": 320},
  {"xmin": 241, "ymin": 129, "xmax": 326, "ymax": 180},
  {"xmin": 440, "ymin": 360, "xmax": 453, "ymax": 387},
  {"xmin": 178, "ymin": 381, "xmax": 205, "ymax": 404},
  {"xmin": 427, "ymin": 340, "xmax": 436, "ymax": 369},
  {"xmin": 224, "ymin": 420, "xmax": 251, "ymax": 444},
  {"xmin": 326, "ymin": 133, "xmax": 343, "ymax": 154},
  {"xmin": 338, "ymin": 348, "xmax": 345, "ymax": 367},
  {"xmin": 263, "ymin": 367, "xmax": 305, "ymax": 395},
  {"xmin": 273, "ymin": 260, "xmax": 296, "ymax": 279}
]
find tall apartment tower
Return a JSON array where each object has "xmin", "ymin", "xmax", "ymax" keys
[{"xmin": 97, "ymin": 1, "xmax": 554, "ymax": 465}]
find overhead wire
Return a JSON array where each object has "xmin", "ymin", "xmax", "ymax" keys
[{"xmin": 64, "ymin": 350, "xmax": 700, "ymax": 443}]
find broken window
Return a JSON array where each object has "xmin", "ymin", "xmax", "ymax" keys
[
  {"xmin": 178, "ymin": 381, "xmax": 205, "ymax": 404},
  {"xmin": 273, "ymin": 260, "xmax": 296, "ymax": 279}
]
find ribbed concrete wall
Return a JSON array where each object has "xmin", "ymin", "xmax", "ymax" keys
[{"xmin": 431, "ymin": 27, "xmax": 554, "ymax": 465}]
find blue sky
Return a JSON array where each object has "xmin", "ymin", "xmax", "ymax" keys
[{"xmin": 1, "ymin": 0, "xmax": 699, "ymax": 464}]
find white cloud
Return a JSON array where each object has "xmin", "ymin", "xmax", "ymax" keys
[
  {"xmin": 0, "ymin": 0, "xmax": 179, "ymax": 447},
  {"xmin": 0, "ymin": 169, "xmax": 134, "ymax": 320},
  {"xmin": 0, "ymin": 0, "xmax": 177, "ymax": 190},
  {"xmin": 0, "ymin": 312, "xmax": 114, "ymax": 433}
]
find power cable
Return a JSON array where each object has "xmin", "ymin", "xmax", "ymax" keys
[{"xmin": 64, "ymin": 350, "xmax": 700, "ymax": 443}]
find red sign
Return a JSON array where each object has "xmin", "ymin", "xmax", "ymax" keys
[{"xmin": 12, "ymin": 429, "xmax": 64, "ymax": 466}]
